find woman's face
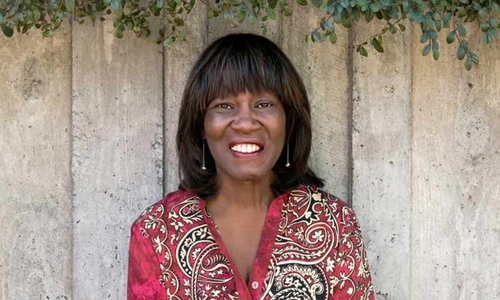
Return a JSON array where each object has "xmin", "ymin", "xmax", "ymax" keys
[{"xmin": 203, "ymin": 91, "xmax": 286, "ymax": 185}]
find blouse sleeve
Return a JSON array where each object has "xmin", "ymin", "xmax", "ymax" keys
[
  {"xmin": 332, "ymin": 206, "xmax": 374, "ymax": 300},
  {"xmin": 127, "ymin": 221, "xmax": 166, "ymax": 300}
]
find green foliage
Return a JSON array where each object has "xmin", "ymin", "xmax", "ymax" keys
[{"xmin": 1, "ymin": 0, "xmax": 499, "ymax": 70}]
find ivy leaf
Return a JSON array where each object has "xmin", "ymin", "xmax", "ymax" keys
[
  {"xmin": 123, "ymin": 2, "xmax": 133, "ymax": 15},
  {"xmin": 456, "ymin": 23, "xmax": 466, "ymax": 37},
  {"xmin": 175, "ymin": 18, "xmax": 184, "ymax": 26},
  {"xmin": 163, "ymin": 37, "xmax": 175, "ymax": 46},
  {"xmin": 446, "ymin": 31, "xmax": 455, "ymax": 44},
  {"xmin": 420, "ymin": 32, "xmax": 429, "ymax": 43},
  {"xmin": 480, "ymin": 21, "xmax": 490, "ymax": 33},
  {"xmin": 398, "ymin": 24, "xmax": 406, "ymax": 32},
  {"xmin": 469, "ymin": 51, "xmax": 479, "ymax": 65},
  {"xmin": 371, "ymin": 37, "xmax": 383, "ymax": 53},
  {"xmin": 116, "ymin": 28, "xmax": 124, "ymax": 38},
  {"xmin": 478, "ymin": 7, "xmax": 488, "ymax": 17},
  {"xmin": 456, "ymin": 46, "xmax": 466, "ymax": 60},
  {"xmin": 359, "ymin": 0, "xmax": 369, "ymax": 11},
  {"xmin": 434, "ymin": 19, "xmax": 442, "ymax": 32},
  {"xmin": 464, "ymin": 57, "xmax": 472, "ymax": 71},
  {"xmin": 296, "ymin": 0, "xmax": 307, "ymax": 6},
  {"xmin": 490, "ymin": 17, "xmax": 499, "ymax": 28},
  {"xmin": 359, "ymin": 46, "xmax": 368, "ymax": 57},
  {"xmin": 1, "ymin": 24, "xmax": 13, "ymax": 37},
  {"xmin": 321, "ymin": 18, "xmax": 334, "ymax": 32},
  {"xmin": 21, "ymin": 24, "xmax": 33, "ymax": 34},
  {"xmin": 311, "ymin": 30, "xmax": 321, "ymax": 42},
  {"xmin": 42, "ymin": 30, "xmax": 55, "ymax": 37},
  {"xmin": 490, "ymin": 28, "xmax": 498, "ymax": 41},
  {"xmin": 328, "ymin": 31, "xmax": 337, "ymax": 44},
  {"xmin": 432, "ymin": 41, "xmax": 439, "ymax": 60},
  {"xmin": 492, "ymin": 3, "xmax": 500, "ymax": 15},
  {"xmin": 422, "ymin": 44, "xmax": 431, "ymax": 56},
  {"xmin": 369, "ymin": 3, "xmax": 381, "ymax": 12},
  {"xmin": 111, "ymin": 0, "xmax": 122, "ymax": 11},
  {"xmin": 237, "ymin": 7, "xmax": 246, "ymax": 23},
  {"xmin": 380, "ymin": 0, "xmax": 391, "ymax": 6}
]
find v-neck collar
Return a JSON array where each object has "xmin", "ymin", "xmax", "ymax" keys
[{"xmin": 199, "ymin": 191, "xmax": 289, "ymax": 299}]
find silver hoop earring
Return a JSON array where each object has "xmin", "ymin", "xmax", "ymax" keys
[
  {"xmin": 201, "ymin": 141, "xmax": 207, "ymax": 171},
  {"xmin": 285, "ymin": 144, "xmax": 291, "ymax": 167}
]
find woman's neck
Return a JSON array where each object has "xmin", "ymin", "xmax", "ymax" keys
[{"xmin": 208, "ymin": 177, "xmax": 275, "ymax": 213}]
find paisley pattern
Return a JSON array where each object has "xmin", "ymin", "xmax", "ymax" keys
[{"xmin": 128, "ymin": 185, "xmax": 374, "ymax": 300}]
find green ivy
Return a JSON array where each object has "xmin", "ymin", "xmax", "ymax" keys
[{"xmin": 1, "ymin": 0, "xmax": 498, "ymax": 70}]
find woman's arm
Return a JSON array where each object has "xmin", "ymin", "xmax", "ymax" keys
[
  {"xmin": 127, "ymin": 222, "xmax": 166, "ymax": 300},
  {"xmin": 331, "ymin": 206, "xmax": 374, "ymax": 300}
]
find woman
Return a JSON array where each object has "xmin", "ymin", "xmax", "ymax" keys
[{"xmin": 128, "ymin": 33, "xmax": 374, "ymax": 299}]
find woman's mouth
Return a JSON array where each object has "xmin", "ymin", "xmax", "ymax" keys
[{"xmin": 230, "ymin": 143, "xmax": 262, "ymax": 154}]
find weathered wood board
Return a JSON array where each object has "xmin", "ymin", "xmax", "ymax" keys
[
  {"xmin": 72, "ymin": 21, "xmax": 163, "ymax": 299},
  {"xmin": 281, "ymin": 3, "xmax": 350, "ymax": 201},
  {"xmin": 0, "ymin": 27, "xmax": 72, "ymax": 299},
  {"xmin": 164, "ymin": 4, "xmax": 208, "ymax": 194},
  {"xmin": 1, "ymin": 7, "xmax": 500, "ymax": 300},
  {"xmin": 411, "ymin": 26, "xmax": 500, "ymax": 299},
  {"xmin": 352, "ymin": 21, "xmax": 412, "ymax": 300}
]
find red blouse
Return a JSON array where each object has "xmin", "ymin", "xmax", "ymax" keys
[{"xmin": 127, "ymin": 185, "xmax": 374, "ymax": 299}]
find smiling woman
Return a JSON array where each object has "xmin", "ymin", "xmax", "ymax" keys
[
  {"xmin": 127, "ymin": 33, "xmax": 374, "ymax": 299},
  {"xmin": 204, "ymin": 91, "xmax": 286, "ymax": 185}
]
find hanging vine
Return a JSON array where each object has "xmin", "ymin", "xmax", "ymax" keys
[{"xmin": 0, "ymin": 0, "xmax": 498, "ymax": 70}]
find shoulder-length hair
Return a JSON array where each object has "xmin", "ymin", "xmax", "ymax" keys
[{"xmin": 176, "ymin": 33, "xmax": 323, "ymax": 198}]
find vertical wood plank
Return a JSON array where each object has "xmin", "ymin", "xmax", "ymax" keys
[
  {"xmin": 412, "ymin": 27, "xmax": 500, "ymax": 299},
  {"xmin": 164, "ymin": 4, "xmax": 208, "ymax": 193},
  {"xmin": 281, "ymin": 4, "xmax": 350, "ymax": 200},
  {"xmin": 72, "ymin": 21, "xmax": 163, "ymax": 299},
  {"xmin": 0, "ymin": 28, "xmax": 72, "ymax": 299},
  {"xmin": 352, "ymin": 21, "xmax": 412, "ymax": 299}
]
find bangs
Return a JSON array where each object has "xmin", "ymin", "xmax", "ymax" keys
[{"xmin": 201, "ymin": 44, "xmax": 283, "ymax": 104}]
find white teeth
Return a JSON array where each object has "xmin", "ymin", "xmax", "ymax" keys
[{"xmin": 231, "ymin": 144, "xmax": 261, "ymax": 153}]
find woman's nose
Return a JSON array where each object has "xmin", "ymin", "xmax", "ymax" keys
[{"xmin": 230, "ymin": 107, "xmax": 260, "ymax": 132}]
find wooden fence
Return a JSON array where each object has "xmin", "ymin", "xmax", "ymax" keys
[{"xmin": 1, "ymin": 4, "xmax": 499, "ymax": 299}]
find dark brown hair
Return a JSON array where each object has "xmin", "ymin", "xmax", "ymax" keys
[{"xmin": 176, "ymin": 33, "xmax": 323, "ymax": 198}]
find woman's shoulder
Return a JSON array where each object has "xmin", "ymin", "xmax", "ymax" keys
[
  {"xmin": 131, "ymin": 189, "xmax": 200, "ymax": 227},
  {"xmin": 293, "ymin": 184, "xmax": 349, "ymax": 207},
  {"xmin": 291, "ymin": 184, "xmax": 360, "ymax": 224}
]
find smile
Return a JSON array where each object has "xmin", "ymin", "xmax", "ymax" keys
[{"xmin": 230, "ymin": 143, "xmax": 262, "ymax": 153}]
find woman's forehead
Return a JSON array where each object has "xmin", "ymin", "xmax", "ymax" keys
[{"xmin": 207, "ymin": 89, "xmax": 280, "ymax": 103}]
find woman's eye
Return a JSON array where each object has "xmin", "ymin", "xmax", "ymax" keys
[
  {"xmin": 216, "ymin": 103, "xmax": 233, "ymax": 109},
  {"xmin": 256, "ymin": 102, "xmax": 273, "ymax": 108}
]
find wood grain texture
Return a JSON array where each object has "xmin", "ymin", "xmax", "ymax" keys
[
  {"xmin": 0, "ymin": 27, "xmax": 72, "ymax": 299},
  {"xmin": 72, "ymin": 21, "xmax": 163, "ymax": 299},
  {"xmin": 281, "ymin": 3, "xmax": 350, "ymax": 200},
  {"xmin": 411, "ymin": 26, "xmax": 500, "ymax": 299},
  {"xmin": 164, "ymin": 4, "xmax": 208, "ymax": 193},
  {"xmin": 352, "ymin": 21, "xmax": 412, "ymax": 300}
]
